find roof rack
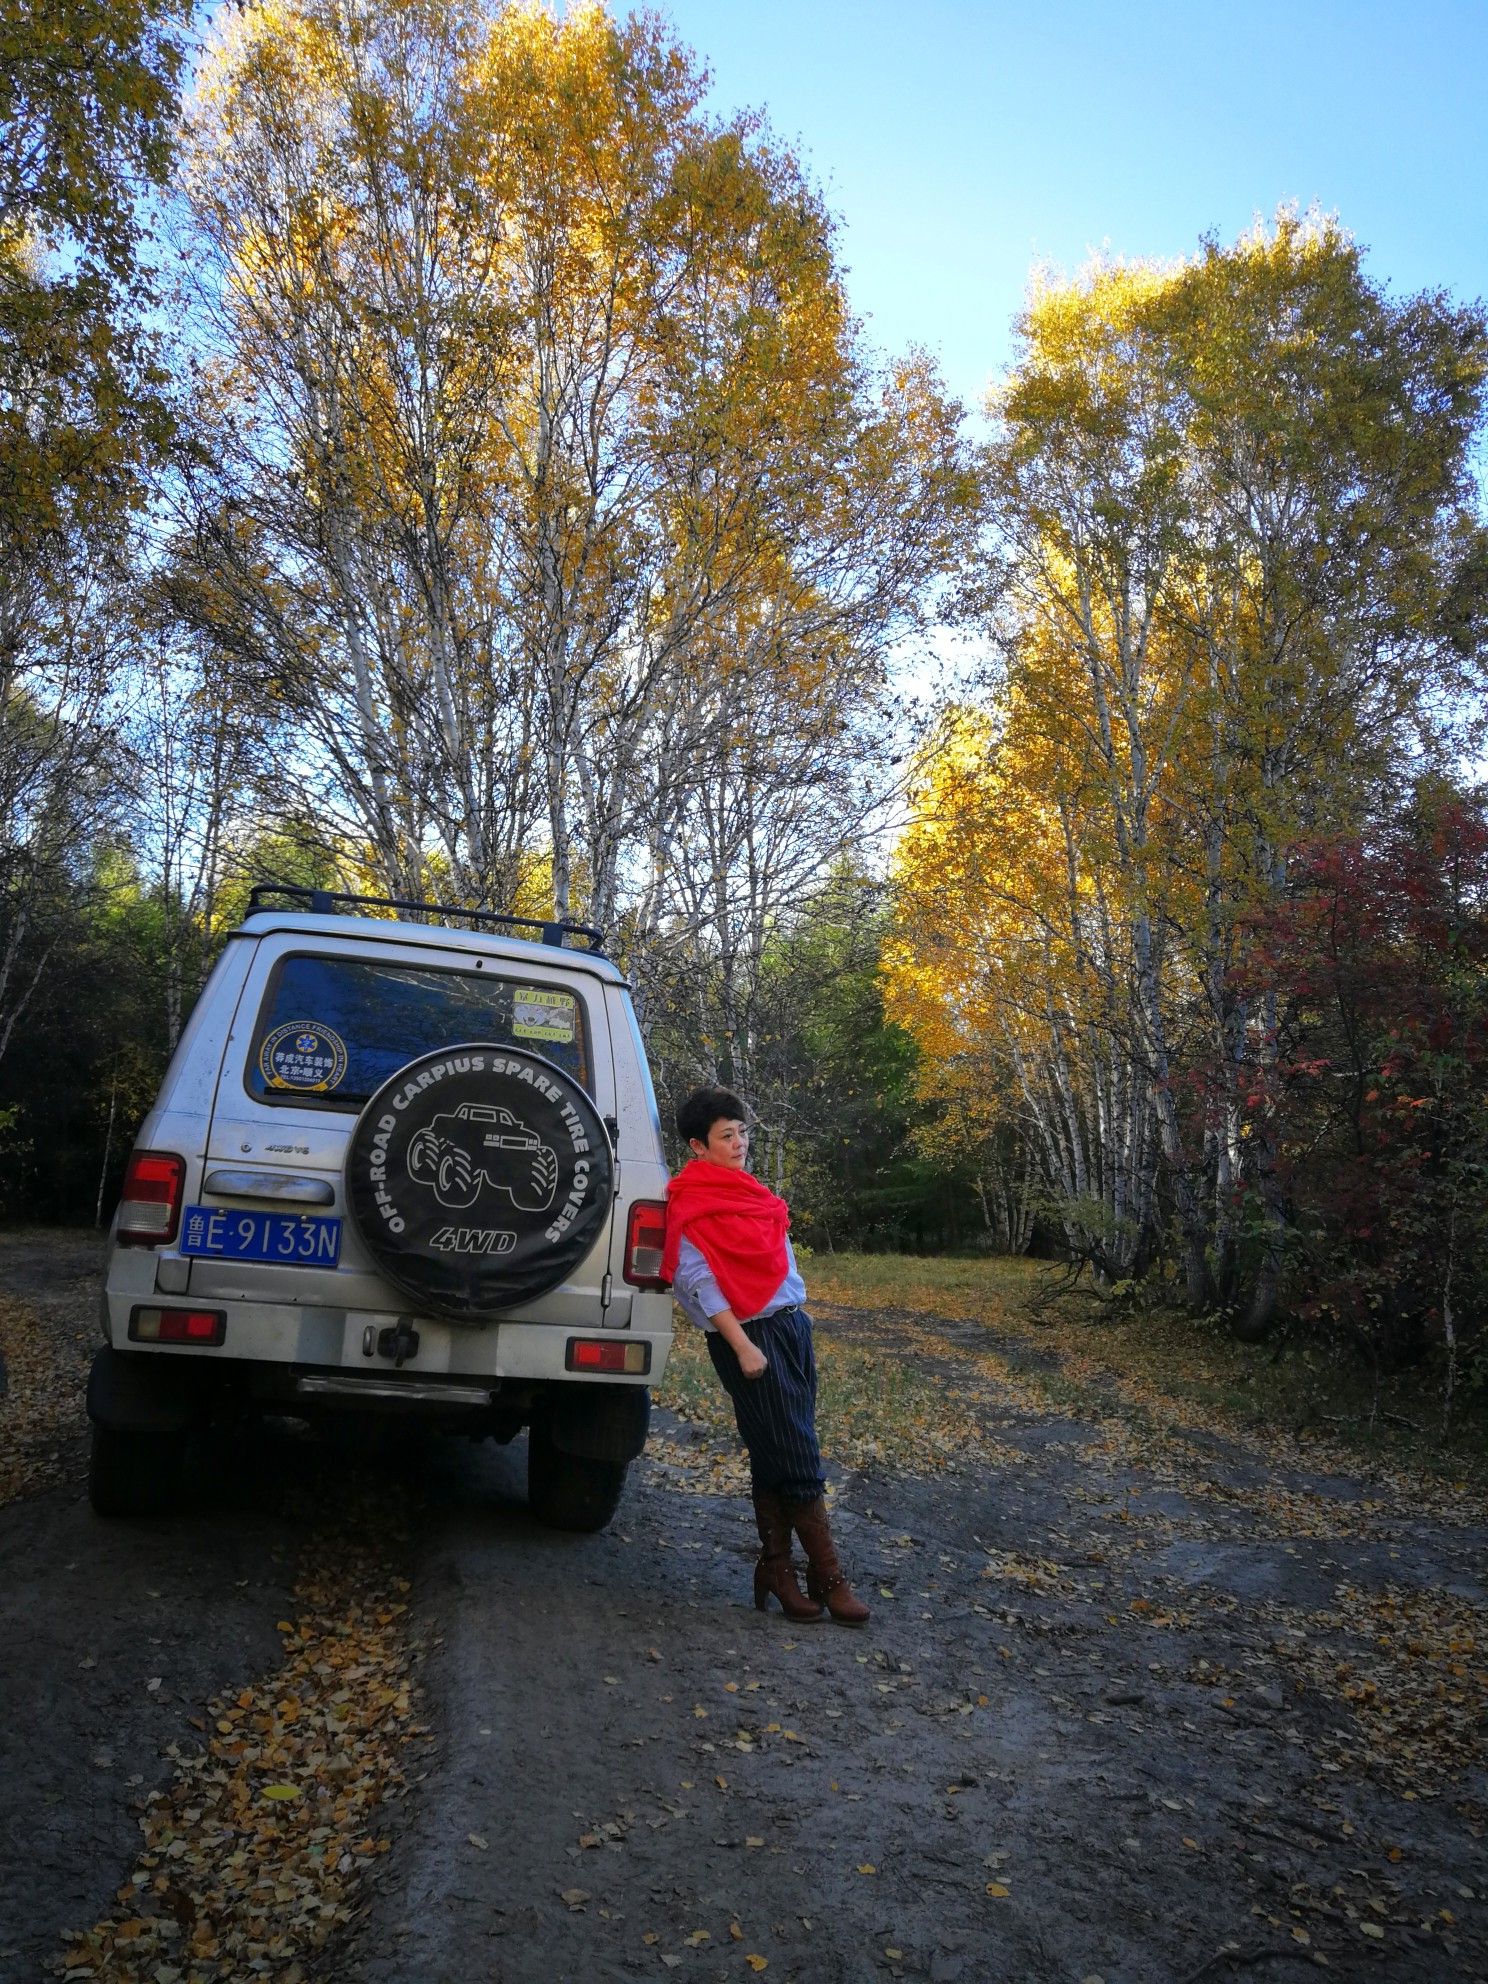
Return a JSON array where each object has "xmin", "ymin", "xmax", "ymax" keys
[{"xmin": 245, "ymin": 883, "xmax": 606, "ymax": 954}]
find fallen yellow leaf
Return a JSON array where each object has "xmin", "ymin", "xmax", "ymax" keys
[
  {"xmin": 986, "ymin": 1882, "xmax": 1010, "ymax": 1898},
  {"xmin": 857, "ymin": 1863, "xmax": 876, "ymax": 1875},
  {"xmin": 746, "ymin": 1959, "xmax": 768, "ymax": 1973},
  {"xmin": 261, "ymin": 1784, "xmax": 299, "ymax": 1801}
]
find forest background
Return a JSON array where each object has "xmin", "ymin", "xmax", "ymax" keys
[{"xmin": 3, "ymin": 0, "xmax": 1487, "ymax": 1405}]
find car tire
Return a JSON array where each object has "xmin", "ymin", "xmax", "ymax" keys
[
  {"xmin": 526, "ymin": 1419, "xmax": 628, "ymax": 1532},
  {"xmin": 88, "ymin": 1422, "xmax": 184, "ymax": 1517}
]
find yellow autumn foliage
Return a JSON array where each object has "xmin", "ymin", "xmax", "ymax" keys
[{"xmin": 891, "ymin": 213, "xmax": 1487, "ymax": 1297}]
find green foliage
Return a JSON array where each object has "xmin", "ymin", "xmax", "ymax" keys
[
  {"xmin": 0, "ymin": 853, "xmax": 170, "ymax": 1220},
  {"xmin": 767, "ymin": 892, "xmax": 931, "ymax": 1247},
  {"xmin": 211, "ymin": 826, "xmax": 348, "ymax": 933},
  {"xmin": 646, "ymin": 869, "xmax": 1012, "ymax": 1251}
]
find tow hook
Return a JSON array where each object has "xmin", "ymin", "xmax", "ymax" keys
[{"xmin": 377, "ymin": 1321, "xmax": 421, "ymax": 1368}]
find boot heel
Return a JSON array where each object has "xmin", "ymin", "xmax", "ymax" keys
[{"xmin": 753, "ymin": 1566, "xmax": 771, "ymax": 1611}]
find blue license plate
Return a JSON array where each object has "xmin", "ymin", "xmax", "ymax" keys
[{"xmin": 180, "ymin": 1206, "xmax": 342, "ymax": 1265}]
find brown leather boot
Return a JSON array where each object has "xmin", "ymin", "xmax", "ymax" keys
[
  {"xmin": 791, "ymin": 1496, "xmax": 870, "ymax": 1625},
  {"xmin": 751, "ymin": 1489, "xmax": 824, "ymax": 1621}
]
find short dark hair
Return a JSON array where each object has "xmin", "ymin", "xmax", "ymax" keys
[{"xmin": 677, "ymin": 1085, "xmax": 747, "ymax": 1149}]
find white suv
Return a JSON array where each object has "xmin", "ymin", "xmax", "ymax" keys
[{"xmin": 89, "ymin": 887, "xmax": 673, "ymax": 1530}]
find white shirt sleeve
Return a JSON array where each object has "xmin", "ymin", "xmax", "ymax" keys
[{"xmin": 671, "ymin": 1235, "xmax": 731, "ymax": 1329}]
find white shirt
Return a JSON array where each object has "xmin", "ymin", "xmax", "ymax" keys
[{"xmin": 670, "ymin": 1233, "xmax": 808, "ymax": 1332}]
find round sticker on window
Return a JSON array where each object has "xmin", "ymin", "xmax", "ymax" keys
[{"xmin": 260, "ymin": 1021, "xmax": 349, "ymax": 1093}]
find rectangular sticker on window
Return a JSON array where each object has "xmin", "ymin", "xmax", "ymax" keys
[{"xmin": 513, "ymin": 986, "xmax": 577, "ymax": 1043}]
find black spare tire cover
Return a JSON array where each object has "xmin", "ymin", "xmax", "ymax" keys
[{"xmin": 346, "ymin": 1043, "xmax": 614, "ymax": 1318}]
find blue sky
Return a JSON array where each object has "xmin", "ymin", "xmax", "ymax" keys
[{"xmin": 654, "ymin": 0, "xmax": 1488, "ymax": 415}]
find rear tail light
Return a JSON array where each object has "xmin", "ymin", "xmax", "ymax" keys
[
  {"xmin": 566, "ymin": 1337, "xmax": 651, "ymax": 1374},
  {"xmin": 129, "ymin": 1306, "xmax": 226, "ymax": 1346},
  {"xmin": 623, "ymin": 1199, "xmax": 668, "ymax": 1289},
  {"xmin": 117, "ymin": 1150, "xmax": 186, "ymax": 1247}
]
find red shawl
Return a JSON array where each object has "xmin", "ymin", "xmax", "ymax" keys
[{"xmin": 661, "ymin": 1160, "xmax": 791, "ymax": 1321}]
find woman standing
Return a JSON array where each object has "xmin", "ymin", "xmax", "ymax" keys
[{"xmin": 661, "ymin": 1085, "xmax": 869, "ymax": 1626}]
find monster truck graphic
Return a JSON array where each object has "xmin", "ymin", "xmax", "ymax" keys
[{"xmin": 407, "ymin": 1103, "xmax": 560, "ymax": 1213}]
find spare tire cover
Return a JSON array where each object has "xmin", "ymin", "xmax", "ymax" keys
[{"xmin": 346, "ymin": 1043, "xmax": 614, "ymax": 1319}]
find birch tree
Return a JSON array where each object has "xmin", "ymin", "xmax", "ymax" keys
[
  {"xmin": 170, "ymin": 0, "xmax": 966, "ymax": 933},
  {"xmin": 892, "ymin": 215, "xmax": 1488, "ymax": 1321}
]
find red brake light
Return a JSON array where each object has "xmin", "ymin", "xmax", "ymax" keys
[
  {"xmin": 565, "ymin": 1337, "xmax": 650, "ymax": 1374},
  {"xmin": 117, "ymin": 1151, "xmax": 186, "ymax": 1247},
  {"xmin": 130, "ymin": 1306, "xmax": 226, "ymax": 1346},
  {"xmin": 623, "ymin": 1199, "xmax": 669, "ymax": 1289}
]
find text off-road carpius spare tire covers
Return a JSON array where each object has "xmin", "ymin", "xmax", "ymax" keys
[{"xmin": 346, "ymin": 1043, "xmax": 614, "ymax": 1318}]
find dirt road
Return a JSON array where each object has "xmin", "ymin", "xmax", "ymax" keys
[{"xmin": 0, "ymin": 1232, "xmax": 1484, "ymax": 1983}]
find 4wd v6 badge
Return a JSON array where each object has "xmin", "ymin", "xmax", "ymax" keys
[{"xmin": 345, "ymin": 1044, "xmax": 614, "ymax": 1318}]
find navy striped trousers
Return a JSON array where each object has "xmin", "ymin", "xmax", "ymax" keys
[{"xmin": 706, "ymin": 1305, "xmax": 826, "ymax": 1504}]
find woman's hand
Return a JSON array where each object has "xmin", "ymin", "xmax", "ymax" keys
[
  {"xmin": 737, "ymin": 1341, "xmax": 769, "ymax": 1381},
  {"xmin": 710, "ymin": 1310, "xmax": 769, "ymax": 1381}
]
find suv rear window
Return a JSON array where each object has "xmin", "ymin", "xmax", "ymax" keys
[{"xmin": 246, "ymin": 953, "xmax": 592, "ymax": 1108}]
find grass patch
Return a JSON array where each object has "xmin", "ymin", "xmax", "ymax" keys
[
  {"xmin": 806, "ymin": 1252, "xmax": 1044, "ymax": 1325},
  {"xmin": 803, "ymin": 1252, "xmax": 1488, "ymax": 1496}
]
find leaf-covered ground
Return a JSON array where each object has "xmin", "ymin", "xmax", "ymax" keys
[
  {"xmin": 0, "ymin": 1233, "xmax": 435, "ymax": 1984},
  {"xmin": 0, "ymin": 1241, "xmax": 99, "ymax": 1509},
  {"xmin": 55, "ymin": 1511, "xmax": 427, "ymax": 1982},
  {"xmin": 1, "ymin": 1233, "xmax": 1484, "ymax": 1982}
]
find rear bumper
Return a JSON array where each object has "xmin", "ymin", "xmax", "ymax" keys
[
  {"xmin": 87, "ymin": 1342, "xmax": 655, "ymax": 1461},
  {"xmin": 101, "ymin": 1282, "xmax": 672, "ymax": 1388}
]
